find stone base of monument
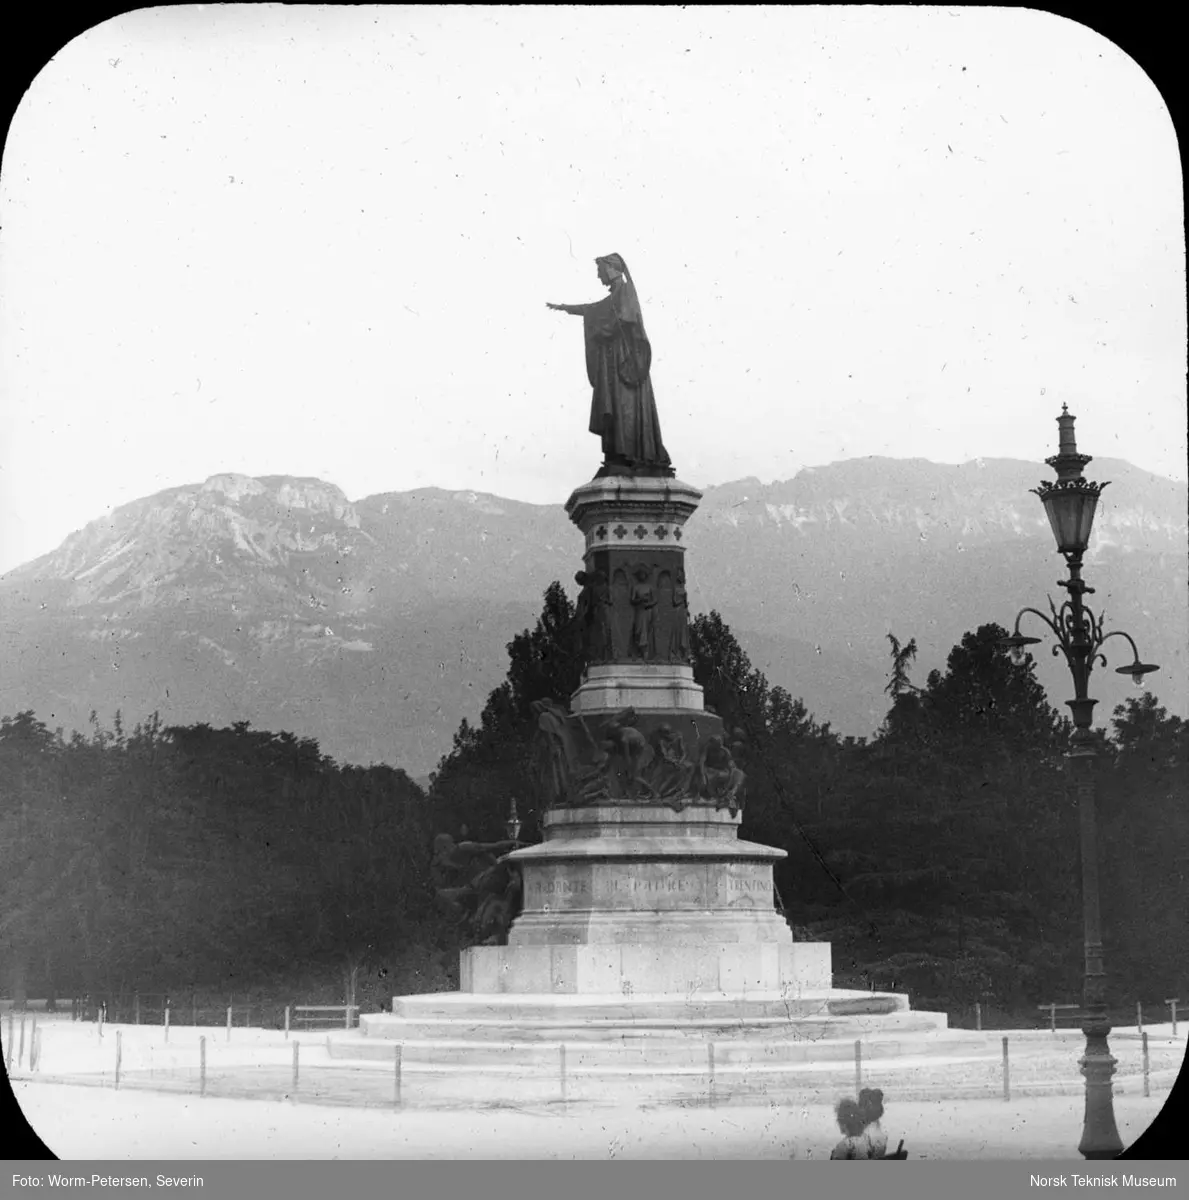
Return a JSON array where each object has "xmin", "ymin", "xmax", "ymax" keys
[
  {"xmin": 459, "ymin": 940, "xmax": 826, "ymax": 994},
  {"xmin": 328, "ymin": 994, "xmax": 953, "ymax": 1112},
  {"xmin": 570, "ymin": 663, "xmax": 706, "ymax": 713},
  {"xmin": 332, "ymin": 799, "xmax": 947, "ymax": 1100},
  {"xmin": 353, "ymin": 988, "xmax": 944, "ymax": 1044}
]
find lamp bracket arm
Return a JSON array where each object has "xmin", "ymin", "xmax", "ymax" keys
[
  {"xmin": 1014, "ymin": 606, "xmax": 1059, "ymax": 640},
  {"xmin": 1098, "ymin": 628, "xmax": 1142, "ymax": 671}
]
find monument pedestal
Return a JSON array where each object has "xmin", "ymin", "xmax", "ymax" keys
[
  {"xmin": 336, "ymin": 466, "xmax": 942, "ymax": 1094},
  {"xmin": 462, "ymin": 802, "xmax": 829, "ymax": 995}
]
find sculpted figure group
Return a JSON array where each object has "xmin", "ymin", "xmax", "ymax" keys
[
  {"xmin": 530, "ymin": 700, "xmax": 746, "ymax": 814},
  {"xmin": 572, "ymin": 564, "xmax": 689, "ymax": 666},
  {"xmin": 431, "ymin": 832, "xmax": 523, "ymax": 945}
]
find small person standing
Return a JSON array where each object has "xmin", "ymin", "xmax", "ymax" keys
[
  {"xmin": 858, "ymin": 1088, "xmax": 888, "ymax": 1157},
  {"xmin": 829, "ymin": 1098, "xmax": 875, "ymax": 1159}
]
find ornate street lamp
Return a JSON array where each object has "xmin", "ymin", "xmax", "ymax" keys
[
  {"xmin": 504, "ymin": 798, "xmax": 523, "ymax": 844},
  {"xmin": 1002, "ymin": 406, "xmax": 1158, "ymax": 1159}
]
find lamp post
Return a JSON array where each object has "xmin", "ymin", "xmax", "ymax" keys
[
  {"xmin": 504, "ymin": 798, "xmax": 522, "ymax": 844},
  {"xmin": 1002, "ymin": 405, "xmax": 1158, "ymax": 1160}
]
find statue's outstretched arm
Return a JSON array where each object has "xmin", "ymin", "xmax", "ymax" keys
[
  {"xmin": 457, "ymin": 839, "xmax": 520, "ymax": 856},
  {"xmin": 546, "ymin": 301, "xmax": 593, "ymax": 315}
]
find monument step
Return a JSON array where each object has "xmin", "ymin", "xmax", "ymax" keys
[
  {"xmin": 385, "ymin": 988, "xmax": 911, "ymax": 1025},
  {"xmin": 331, "ymin": 1018, "xmax": 966, "ymax": 1067},
  {"xmin": 352, "ymin": 1014, "xmax": 950, "ymax": 1048}
]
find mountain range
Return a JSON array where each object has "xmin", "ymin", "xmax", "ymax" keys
[{"xmin": 1, "ymin": 458, "xmax": 1185, "ymax": 778}]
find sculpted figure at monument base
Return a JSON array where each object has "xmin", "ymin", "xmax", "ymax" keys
[
  {"xmin": 431, "ymin": 832, "xmax": 525, "ymax": 945},
  {"xmin": 530, "ymin": 698, "xmax": 746, "ymax": 813}
]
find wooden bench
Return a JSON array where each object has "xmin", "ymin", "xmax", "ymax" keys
[
  {"xmin": 292, "ymin": 1004, "xmax": 360, "ymax": 1030},
  {"xmin": 1037, "ymin": 1003, "xmax": 1080, "ymax": 1032}
]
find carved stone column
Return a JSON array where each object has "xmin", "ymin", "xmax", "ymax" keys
[{"xmin": 565, "ymin": 475, "xmax": 703, "ymax": 713}]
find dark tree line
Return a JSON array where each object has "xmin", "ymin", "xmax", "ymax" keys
[
  {"xmin": 0, "ymin": 713, "xmax": 435, "ymax": 1009},
  {"xmin": 3, "ymin": 583, "xmax": 1184, "ymax": 1023},
  {"xmin": 426, "ymin": 587, "xmax": 1188, "ymax": 1021}
]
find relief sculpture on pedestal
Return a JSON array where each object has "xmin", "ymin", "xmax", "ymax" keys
[
  {"xmin": 529, "ymin": 698, "xmax": 746, "ymax": 814},
  {"xmin": 629, "ymin": 564, "xmax": 658, "ymax": 659}
]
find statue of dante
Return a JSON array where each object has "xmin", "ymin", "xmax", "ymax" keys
[{"xmin": 547, "ymin": 254, "xmax": 672, "ymax": 475}]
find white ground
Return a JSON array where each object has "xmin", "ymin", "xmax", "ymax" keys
[
  {"xmin": 7, "ymin": 1016, "xmax": 1182, "ymax": 1160},
  {"xmin": 11, "ymin": 1080, "xmax": 1174, "ymax": 1159}
]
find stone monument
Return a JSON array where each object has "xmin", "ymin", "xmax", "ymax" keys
[{"xmin": 335, "ymin": 257, "xmax": 941, "ymax": 1094}]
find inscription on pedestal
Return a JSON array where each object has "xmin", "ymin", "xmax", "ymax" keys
[
  {"xmin": 716, "ymin": 865, "xmax": 775, "ymax": 908},
  {"xmin": 531, "ymin": 878, "xmax": 591, "ymax": 897},
  {"xmin": 522, "ymin": 861, "xmax": 777, "ymax": 915},
  {"xmin": 524, "ymin": 864, "xmax": 714, "ymax": 911}
]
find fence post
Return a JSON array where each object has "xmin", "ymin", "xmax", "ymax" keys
[
  {"xmin": 5, "ymin": 1013, "xmax": 13, "ymax": 1073},
  {"xmin": 708, "ymin": 1042, "xmax": 717, "ymax": 1108},
  {"xmin": 1049, "ymin": 1003, "xmax": 1057, "ymax": 1034},
  {"xmin": 226, "ymin": 1006, "xmax": 232, "ymax": 1042},
  {"xmin": 292, "ymin": 1040, "xmax": 300, "ymax": 1094},
  {"xmin": 1142, "ymin": 1031, "xmax": 1150, "ymax": 1098},
  {"xmin": 192, "ymin": 993, "xmax": 197, "ymax": 1028},
  {"xmin": 164, "ymin": 1006, "xmax": 170, "ymax": 1043},
  {"xmin": 18, "ymin": 1015, "xmax": 26, "ymax": 1065},
  {"xmin": 1002, "ymin": 1036, "xmax": 1010, "ymax": 1101},
  {"xmin": 394, "ymin": 1044, "xmax": 402, "ymax": 1106},
  {"xmin": 854, "ymin": 1039, "xmax": 862, "ymax": 1094},
  {"xmin": 285, "ymin": 1006, "xmax": 290, "ymax": 1040},
  {"xmin": 134, "ymin": 993, "xmax": 140, "ymax": 1025},
  {"xmin": 975, "ymin": 1002, "xmax": 982, "ymax": 1032},
  {"xmin": 1137, "ymin": 1001, "xmax": 1143, "ymax": 1036},
  {"xmin": 29, "ymin": 1015, "xmax": 38, "ymax": 1063},
  {"xmin": 31, "ymin": 1026, "xmax": 41, "ymax": 1072},
  {"xmin": 200, "ymin": 1036, "xmax": 207, "ymax": 1098},
  {"xmin": 115, "ymin": 1030, "xmax": 122, "ymax": 1090},
  {"xmin": 97, "ymin": 1007, "xmax": 104, "ymax": 1040},
  {"xmin": 559, "ymin": 1043, "xmax": 567, "ymax": 1103},
  {"xmin": 1167, "ymin": 998, "xmax": 1179, "ymax": 1036}
]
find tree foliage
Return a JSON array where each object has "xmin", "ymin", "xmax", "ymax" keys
[
  {"xmin": 0, "ymin": 711, "xmax": 432, "ymax": 1005},
  {"xmin": 3, "ymin": 603, "xmax": 1182, "ymax": 1023}
]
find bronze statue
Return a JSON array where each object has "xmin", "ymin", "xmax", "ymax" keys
[
  {"xmin": 629, "ymin": 564, "xmax": 658, "ymax": 659},
  {"xmin": 547, "ymin": 254, "xmax": 672, "ymax": 475},
  {"xmin": 668, "ymin": 569, "xmax": 690, "ymax": 663},
  {"xmin": 693, "ymin": 735, "xmax": 746, "ymax": 816},
  {"xmin": 645, "ymin": 722, "xmax": 697, "ymax": 808},
  {"xmin": 574, "ymin": 568, "xmax": 613, "ymax": 663},
  {"xmin": 530, "ymin": 698, "xmax": 610, "ymax": 808},
  {"xmin": 471, "ymin": 862, "xmax": 523, "ymax": 945},
  {"xmin": 431, "ymin": 832, "xmax": 523, "ymax": 943},
  {"xmin": 597, "ymin": 708, "xmax": 655, "ymax": 799}
]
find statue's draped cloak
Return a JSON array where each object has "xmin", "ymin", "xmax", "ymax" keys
[{"xmin": 580, "ymin": 280, "xmax": 670, "ymax": 469}]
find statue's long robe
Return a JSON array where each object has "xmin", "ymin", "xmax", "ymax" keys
[{"xmin": 579, "ymin": 280, "xmax": 670, "ymax": 469}]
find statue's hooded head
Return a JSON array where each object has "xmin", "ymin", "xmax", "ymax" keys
[
  {"xmin": 595, "ymin": 253, "xmax": 630, "ymax": 284},
  {"xmin": 595, "ymin": 253, "xmax": 644, "ymax": 326}
]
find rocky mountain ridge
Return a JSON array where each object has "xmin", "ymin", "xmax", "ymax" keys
[{"xmin": 2, "ymin": 457, "xmax": 1184, "ymax": 776}]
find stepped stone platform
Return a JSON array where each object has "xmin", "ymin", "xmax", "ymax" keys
[{"xmin": 331, "ymin": 990, "xmax": 947, "ymax": 1061}]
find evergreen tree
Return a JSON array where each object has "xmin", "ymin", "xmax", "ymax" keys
[
  {"xmin": 1098, "ymin": 692, "xmax": 1189, "ymax": 1003},
  {"xmin": 430, "ymin": 582, "xmax": 581, "ymax": 839},
  {"xmin": 815, "ymin": 624, "xmax": 1081, "ymax": 1009}
]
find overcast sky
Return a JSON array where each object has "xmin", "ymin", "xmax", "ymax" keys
[{"xmin": 0, "ymin": 6, "xmax": 1183, "ymax": 574}]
